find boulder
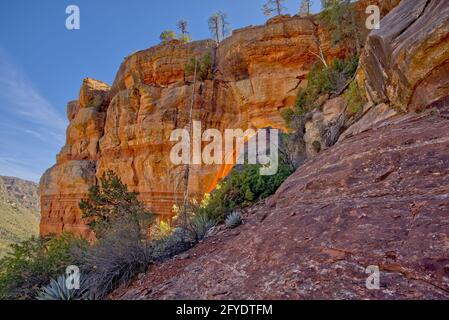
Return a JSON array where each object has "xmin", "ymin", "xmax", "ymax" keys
[{"xmin": 361, "ymin": 0, "xmax": 449, "ymax": 111}]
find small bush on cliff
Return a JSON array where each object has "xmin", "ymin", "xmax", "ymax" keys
[
  {"xmin": 306, "ymin": 56, "xmax": 359, "ymax": 102},
  {"xmin": 172, "ymin": 202, "xmax": 217, "ymax": 243},
  {"xmin": 79, "ymin": 171, "xmax": 154, "ymax": 239},
  {"xmin": 0, "ymin": 234, "xmax": 87, "ymax": 300},
  {"xmin": 282, "ymin": 56, "xmax": 358, "ymax": 128},
  {"xmin": 148, "ymin": 227, "xmax": 193, "ymax": 262},
  {"xmin": 319, "ymin": 0, "xmax": 365, "ymax": 55},
  {"xmin": 198, "ymin": 158, "xmax": 293, "ymax": 222},
  {"xmin": 344, "ymin": 80, "xmax": 366, "ymax": 116},
  {"xmin": 185, "ymin": 52, "xmax": 214, "ymax": 81},
  {"xmin": 159, "ymin": 30, "xmax": 177, "ymax": 44}
]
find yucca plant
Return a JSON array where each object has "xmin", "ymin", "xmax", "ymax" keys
[
  {"xmin": 225, "ymin": 211, "xmax": 243, "ymax": 229},
  {"xmin": 36, "ymin": 273, "xmax": 91, "ymax": 300}
]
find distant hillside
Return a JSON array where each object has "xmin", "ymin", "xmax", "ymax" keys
[{"xmin": 0, "ymin": 176, "xmax": 40, "ymax": 257}]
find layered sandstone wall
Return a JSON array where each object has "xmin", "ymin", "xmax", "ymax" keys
[
  {"xmin": 361, "ymin": 0, "xmax": 449, "ymax": 111},
  {"xmin": 40, "ymin": 16, "xmax": 328, "ymax": 238}
]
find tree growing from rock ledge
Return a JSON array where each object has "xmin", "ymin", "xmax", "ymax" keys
[
  {"xmin": 208, "ymin": 11, "xmax": 230, "ymax": 44},
  {"xmin": 263, "ymin": 0, "xmax": 287, "ymax": 17},
  {"xmin": 299, "ymin": 0, "xmax": 312, "ymax": 17},
  {"xmin": 159, "ymin": 30, "xmax": 177, "ymax": 44},
  {"xmin": 177, "ymin": 20, "xmax": 192, "ymax": 43}
]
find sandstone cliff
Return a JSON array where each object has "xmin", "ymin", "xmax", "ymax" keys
[
  {"xmin": 112, "ymin": 0, "xmax": 449, "ymax": 299},
  {"xmin": 40, "ymin": 15, "xmax": 344, "ymax": 238}
]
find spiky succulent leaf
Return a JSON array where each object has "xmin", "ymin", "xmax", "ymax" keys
[
  {"xmin": 225, "ymin": 211, "xmax": 242, "ymax": 229},
  {"xmin": 36, "ymin": 273, "xmax": 91, "ymax": 300}
]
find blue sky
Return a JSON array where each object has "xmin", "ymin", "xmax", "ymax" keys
[{"xmin": 0, "ymin": 0, "xmax": 322, "ymax": 182}]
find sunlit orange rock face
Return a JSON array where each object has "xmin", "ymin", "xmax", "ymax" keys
[{"xmin": 39, "ymin": 16, "xmax": 341, "ymax": 238}]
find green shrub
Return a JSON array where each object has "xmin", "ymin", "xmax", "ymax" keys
[
  {"xmin": 185, "ymin": 52, "xmax": 214, "ymax": 81},
  {"xmin": 160, "ymin": 30, "xmax": 177, "ymax": 44},
  {"xmin": 198, "ymin": 158, "xmax": 293, "ymax": 222},
  {"xmin": 79, "ymin": 170, "xmax": 154, "ymax": 239},
  {"xmin": 283, "ymin": 56, "xmax": 359, "ymax": 130},
  {"xmin": 0, "ymin": 234, "xmax": 88, "ymax": 300},
  {"xmin": 306, "ymin": 56, "xmax": 358, "ymax": 102},
  {"xmin": 179, "ymin": 34, "xmax": 192, "ymax": 44},
  {"xmin": 319, "ymin": 1, "xmax": 366, "ymax": 55}
]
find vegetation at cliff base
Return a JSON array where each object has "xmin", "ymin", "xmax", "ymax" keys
[
  {"xmin": 0, "ymin": 234, "xmax": 87, "ymax": 300},
  {"xmin": 79, "ymin": 170, "xmax": 154, "ymax": 239},
  {"xmin": 197, "ymin": 157, "xmax": 294, "ymax": 222}
]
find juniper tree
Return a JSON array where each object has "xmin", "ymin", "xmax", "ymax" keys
[
  {"xmin": 159, "ymin": 30, "xmax": 177, "ymax": 44},
  {"xmin": 79, "ymin": 170, "xmax": 154, "ymax": 239}
]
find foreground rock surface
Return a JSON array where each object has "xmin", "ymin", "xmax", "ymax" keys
[{"xmin": 113, "ymin": 109, "xmax": 449, "ymax": 300}]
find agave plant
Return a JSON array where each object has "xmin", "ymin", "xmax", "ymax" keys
[
  {"xmin": 225, "ymin": 211, "xmax": 242, "ymax": 229},
  {"xmin": 190, "ymin": 214, "xmax": 216, "ymax": 241},
  {"xmin": 36, "ymin": 273, "xmax": 91, "ymax": 300}
]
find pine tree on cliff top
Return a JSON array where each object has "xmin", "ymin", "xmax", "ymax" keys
[
  {"xmin": 263, "ymin": 0, "xmax": 287, "ymax": 17},
  {"xmin": 177, "ymin": 20, "xmax": 192, "ymax": 43},
  {"xmin": 299, "ymin": 0, "xmax": 312, "ymax": 17},
  {"xmin": 208, "ymin": 11, "xmax": 229, "ymax": 43}
]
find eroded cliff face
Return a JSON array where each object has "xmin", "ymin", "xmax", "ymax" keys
[
  {"xmin": 40, "ymin": 16, "xmax": 336, "ymax": 238},
  {"xmin": 361, "ymin": 0, "xmax": 449, "ymax": 111}
]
